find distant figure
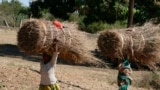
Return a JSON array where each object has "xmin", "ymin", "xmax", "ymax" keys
[
  {"xmin": 117, "ymin": 59, "xmax": 132, "ymax": 90},
  {"xmin": 39, "ymin": 38, "xmax": 60, "ymax": 90}
]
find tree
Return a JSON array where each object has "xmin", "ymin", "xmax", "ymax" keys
[
  {"xmin": 134, "ymin": 0, "xmax": 160, "ymax": 23},
  {"xmin": 29, "ymin": 0, "xmax": 43, "ymax": 18},
  {"xmin": 30, "ymin": 0, "xmax": 76, "ymax": 19},
  {"xmin": 0, "ymin": 0, "xmax": 29, "ymax": 27},
  {"xmin": 79, "ymin": 0, "xmax": 129, "ymax": 24}
]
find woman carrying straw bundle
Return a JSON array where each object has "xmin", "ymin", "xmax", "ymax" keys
[
  {"xmin": 117, "ymin": 59, "xmax": 132, "ymax": 90},
  {"xmin": 39, "ymin": 37, "xmax": 60, "ymax": 90}
]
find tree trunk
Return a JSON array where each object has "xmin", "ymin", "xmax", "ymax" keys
[{"xmin": 127, "ymin": 0, "xmax": 134, "ymax": 28}]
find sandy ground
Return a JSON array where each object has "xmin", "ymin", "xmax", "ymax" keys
[{"xmin": 0, "ymin": 28, "xmax": 153, "ymax": 90}]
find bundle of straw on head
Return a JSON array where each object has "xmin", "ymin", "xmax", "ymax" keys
[
  {"xmin": 18, "ymin": 19, "xmax": 106, "ymax": 67},
  {"xmin": 98, "ymin": 26, "xmax": 160, "ymax": 69},
  {"xmin": 18, "ymin": 19, "xmax": 47, "ymax": 53}
]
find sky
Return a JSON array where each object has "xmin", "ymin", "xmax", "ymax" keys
[{"xmin": 0, "ymin": 0, "xmax": 30, "ymax": 7}]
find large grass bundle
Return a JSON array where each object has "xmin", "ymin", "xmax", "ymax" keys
[
  {"xmin": 98, "ymin": 26, "xmax": 160, "ymax": 69},
  {"xmin": 18, "ymin": 19, "xmax": 107, "ymax": 67},
  {"xmin": 18, "ymin": 19, "xmax": 82, "ymax": 64}
]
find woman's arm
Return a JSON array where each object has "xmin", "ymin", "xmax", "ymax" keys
[
  {"xmin": 50, "ymin": 52, "xmax": 59, "ymax": 66},
  {"xmin": 51, "ymin": 38, "xmax": 59, "ymax": 66}
]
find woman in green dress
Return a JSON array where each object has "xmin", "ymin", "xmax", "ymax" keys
[{"xmin": 117, "ymin": 59, "xmax": 133, "ymax": 90}]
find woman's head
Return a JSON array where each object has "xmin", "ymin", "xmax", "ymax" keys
[
  {"xmin": 43, "ymin": 53, "xmax": 52, "ymax": 61},
  {"xmin": 122, "ymin": 59, "xmax": 131, "ymax": 69}
]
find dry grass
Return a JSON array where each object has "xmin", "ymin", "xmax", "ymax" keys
[
  {"xmin": 0, "ymin": 29, "xmax": 17, "ymax": 44},
  {"xmin": 98, "ymin": 24, "xmax": 160, "ymax": 70},
  {"xmin": 137, "ymin": 71, "xmax": 160, "ymax": 90},
  {"xmin": 17, "ymin": 19, "xmax": 107, "ymax": 67}
]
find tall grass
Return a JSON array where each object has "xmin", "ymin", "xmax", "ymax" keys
[{"xmin": 137, "ymin": 71, "xmax": 160, "ymax": 90}]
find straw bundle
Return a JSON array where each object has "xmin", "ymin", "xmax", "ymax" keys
[
  {"xmin": 98, "ymin": 26, "xmax": 160, "ymax": 69},
  {"xmin": 17, "ymin": 19, "xmax": 85, "ymax": 64}
]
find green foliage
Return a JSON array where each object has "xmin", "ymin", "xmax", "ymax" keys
[
  {"xmin": 68, "ymin": 12, "xmax": 79, "ymax": 22},
  {"xmin": 106, "ymin": 20, "xmax": 127, "ymax": 29},
  {"xmin": 77, "ymin": 0, "xmax": 160, "ymax": 31},
  {"xmin": 75, "ymin": 0, "xmax": 85, "ymax": 8},
  {"xmin": 29, "ymin": 0, "xmax": 160, "ymax": 33},
  {"xmin": 0, "ymin": 0, "xmax": 157, "ymax": 31},
  {"xmin": 114, "ymin": 2, "xmax": 128, "ymax": 20},
  {"xmin": 0, "ymin": 0, "xmax": 29, "ymax": 27},
  {"xmin": 134, "ymin": 0, "xmax": 160, "ymax": 23},
  {"xmin": 78, "ymin": 15, "xmax": 86, "ymax": 30},
  {"xmin": 30, "ymin": 0, "xmax": 76, "ymax": 19},
  {"xmin": 79, "ymin": 20, "xmax": 127, "ymax": 33},
  {"xmin": 40, "ymin": 9, "xmax": 54, "ymax": 20},
  {"xmin": 79, "ymin": 0, "xmax": 129, "ymax": 24},
  {"xmin": 85, "ymin": 22, "xmax": 107, "ymax": 33},
  {"xmin": 29, "ymin": 0, "xmax": 43, "ymax": 18}
]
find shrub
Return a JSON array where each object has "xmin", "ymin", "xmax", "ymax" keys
[
  {"xmin": 40, "ymin": 9, "xmax": 54, "ymax": 20},
  {"xmin": 78, "ymin": 20, "xmax": 127, "ymax": 33},
  {"xmin": 85, "ymin": 22, "xmax": 107, "ymax": 33},
  {"xmin": 68, "ymin": 12, "xmax": 79, "ymax": 22}
]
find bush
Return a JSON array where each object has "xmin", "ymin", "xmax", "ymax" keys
[
  {"xmin": 105, "ymin": 20, "xmax": 127, "ymax": 30},
  {"xmin": 85, "ymin": 22, "xmax": 107, "ymax": 33},
  {"xmin": 78, "ymin": 21, "xmax": 106, "ymax": 33},
  {"xmin": 68, "ymin": 12, "xmax": 79, "ymax": 22},
  {"xmin": 40, "ymin": 9, "xmax": 54, "ymax": 20},
  {"xmin": 0, "ymin": 1, "xmax": 29, "ymax": 27},
  {"xmin": 78, "ymin": 20, "xmax": 127, "ymax": 33},
  {"xmin": 114, "ymin": 2, "xmax": 128, "ymax": 20}
]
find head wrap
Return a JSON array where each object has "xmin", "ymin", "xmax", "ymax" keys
[{"xmin": 122, "ymin": 59, "xmax": 131, "ymax": 69}]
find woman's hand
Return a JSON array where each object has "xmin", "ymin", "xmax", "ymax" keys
[
  {"xmin": 123, "ymin": 68, "xmax": 132, "ymax": 76},
  {"xmin": 53, "ymin": 37, "xmax": 59, "ymax": 52}
]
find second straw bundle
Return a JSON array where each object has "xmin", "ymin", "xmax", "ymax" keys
[{"xmin": 98, "ymin": 26, "xmax": 160, "ymax": 69}]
